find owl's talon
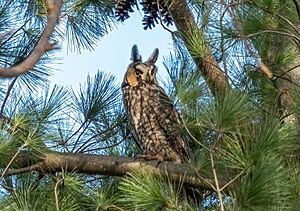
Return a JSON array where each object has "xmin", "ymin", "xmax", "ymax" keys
[
  {"xmin": 134, "ymin": 154, "xmax": 147, "ymax": 161},
  {"xmin": 154, "ymin": 160, "xmax": 162, "ymax": 168},
  {"xmin": 135, "ymin": 154, "xmax": 155, "ymax": 161},
  {"xmin": 135, "ymin": 154, "xmax": 164, "ymax": 162}
]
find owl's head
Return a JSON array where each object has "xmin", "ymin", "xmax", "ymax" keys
[{"xmin": 123, "ymin": 45, "xmax": 159, "ymax": 87}]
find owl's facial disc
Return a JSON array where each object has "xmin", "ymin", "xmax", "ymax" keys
[
  {"xmin": 148, "ymin": 65, "xmax": 157, "ymax": 82},
  {"xmin": 126, "ymin": 63, "xmax": 148, "ymax": 87}
]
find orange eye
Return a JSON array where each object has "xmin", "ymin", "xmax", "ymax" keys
[{"xmin": 133, "ymin": 70, "xmax": 142, "ymax": 76}]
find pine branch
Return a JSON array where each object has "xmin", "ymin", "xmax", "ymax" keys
[
  {"xmin": 2, "ymin": 152, "xmax": 233, "ymax": 192},
  {"xmin": 164, "ymin": 0, "xmax": 230, "ymax": 99},
  {"xmin": 221, "ymin": 0, "xmax": 274, "ymax": 79},
  {"xmin": 0, "ymin": 0, "xmax": 63, "ymax": 78}
]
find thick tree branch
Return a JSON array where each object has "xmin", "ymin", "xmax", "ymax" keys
[
  {"xmin": 3, "ymin": 152, "xmax": 234, "ymax": 192},
  {"xmin": 165, "ymin": 0, "xmax": 230, "ymax": 99},
  {"xmin": 0, "ymin": 0, "xmax": 63, "ymax": 78}
]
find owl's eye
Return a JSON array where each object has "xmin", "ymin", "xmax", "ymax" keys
[{"xmin": 133, "ymin": 69, "xmax": 142, "ymax": 77}]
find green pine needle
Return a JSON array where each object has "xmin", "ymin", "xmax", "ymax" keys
[
  {"xmin": 118, "ymin": 168, "xmax": 188, "ymax": 211},
  {"xmin": 72, "ymin": 71, "xmax": 120, "ymax": 122}
]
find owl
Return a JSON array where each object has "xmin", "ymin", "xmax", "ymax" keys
[{"xmin": 122, "ymin": 45, "xmax": 190, "ymax": 164}]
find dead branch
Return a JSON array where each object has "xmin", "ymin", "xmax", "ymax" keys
[
  {"xmin": 2, "ymin": 152, "xmax": 234, "ymax": 192},
  {"xmin": 0, "ymin": 0, "xmax": 63, "ymax": 78}
]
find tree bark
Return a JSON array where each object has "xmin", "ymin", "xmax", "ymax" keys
[{"xmin": 3, "ymin": 152, "xmax": 234, "ymax": 192}]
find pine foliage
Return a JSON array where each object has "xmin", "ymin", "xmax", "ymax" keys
[
  {"xmin": 115, "ymin": 0, "xmax": 173, "ymax": 29},
  {"xmin": 0, "ymin": 0, "xmax": 300, "ymax": 210}
]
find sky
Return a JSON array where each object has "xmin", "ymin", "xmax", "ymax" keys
[{"xmin": 50, "ymin": 12, "xmax": 175, "ymax": 90}]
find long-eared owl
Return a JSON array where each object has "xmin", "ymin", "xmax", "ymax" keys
[{"xmin": 122, "ymin": 45, "xmax": 190, "ymax": 163}]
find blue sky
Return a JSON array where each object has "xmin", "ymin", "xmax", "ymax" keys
[{"xmin": 50, "ymin": 12, "xmax": 175, "ymax": 90}]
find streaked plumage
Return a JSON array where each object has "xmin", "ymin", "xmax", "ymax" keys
[{"xmin": 122, "ymin": 45, "xmax": 190, "ymax": 163}]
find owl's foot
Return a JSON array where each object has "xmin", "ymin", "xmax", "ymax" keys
[
  {"xmin": 136, "ymin": 154, "xmax": 164, "ymax": 161},
  {"xmin": 135, "ymin": 154, "xmax": 164, "ymax": 167}
]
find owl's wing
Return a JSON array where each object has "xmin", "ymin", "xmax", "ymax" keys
[
  {"xmin": 125, "ymin": 108, "xmax": 144, "ymax": 152},
  {"xmin": 156, "ymin": 86, "xmax": 191, "ymax": 162}
]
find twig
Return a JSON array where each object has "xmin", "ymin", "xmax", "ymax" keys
[
  {"xmin": 245, "ymin": 29, "xmax": 300, "ymax": 44},
  {"xmin": 54, "ymin": 178, "xmax": 63, "ymax": 211},
  {"xmin": 156, "ymin": 0, "xmax": 174, "ymax": 34},
  {"xmin": 220, "ymin": 170, "xmax": 244, "ymax": 191},
  {"xmin": 274, "ymin": 74, "xmax": 300, "ymax": 88},
  {"xmin": 0, "ymin": 0, "xmax": 63, "ymax": 78},
  {"xmin": 3, "ymin": 162, "xmax": 44, "ymax": 177},
  {"xmin": 221, "ymin": 0, "xmax": 274, "ymax": 79},
  {"xmin": 64, "ymin": 120, "xmax": 87, "ymax": 144},
  {"xmin": 104, "ymin": 205, "xmax": 124, "ymax": 211},
  {"xmin": 0, "ymin": 16, "xmax": 34, "ymax": 48},
  {"xmin": 77, "ymin": 134, "xmax": 128, "ymax": 153},
  {"xmin": 256, "ymin": 5, "xmax": 300, "ymax": 36},
  {"xmin": 275, "ymin": 64, "xmax": 300, "ymax": 79},
  {"xmin": 273, "ymin": 13, "xmax": 300, "ymax": 35},
  {"xmin": 182, "ymin": 118, "xmax": 210, "ymax": 151},
  {"xmin": 219, "ymin": 2, "xmax": 230, "ymax": 83},
  {"xmin": 0, "ymin": 183, "xmax": 14, "ymax": 192},
  {"xmin": 193, "ymin": 168, "xmax": 216, "ymax": 191},
  {"xmin": 71, "ymin": 121, "xmax": 90, "ymax": 152},
  {"xmin": 0, "ymin": 77, "xmax": 18, "ymax": 117},
  {"xmin": 0, "ymin": 143, "xmax": 28, "ymax": 178},
  {"xmin": 209, "ymin": 151, "xmax": 224, "ymax": 211},
  {"xmin": 75, "ymin": 120, "xmax": 124, "ymax": 152}
]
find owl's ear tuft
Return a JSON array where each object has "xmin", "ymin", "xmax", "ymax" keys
[
  {"xmin": 131, "ymin": 44, "xmax": 142, "ymax": 62},
  {"xmin": 147, "ymin": 48, "xmax": 159, "ymax": 64}
]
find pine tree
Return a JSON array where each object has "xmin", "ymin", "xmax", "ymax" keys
[{"xmin": 0, "ymin": 0, "xmax": 300, "ymax": 210}]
